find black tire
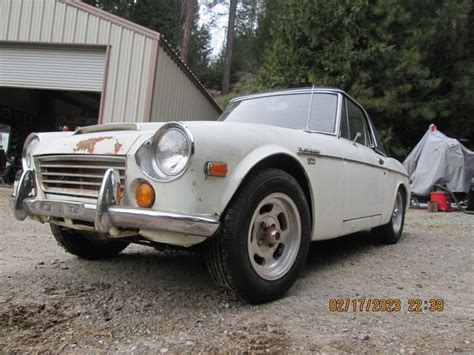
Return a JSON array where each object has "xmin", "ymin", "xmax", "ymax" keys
[
  {"xmin": 372, "ymin": 188, "xmax": 406, "ymax": 244},
  {"xmin": 50, "ymin": 224, "xmax": 129, "ymax": 260},
  {"xmin": 205, "ymin": 168, "xmax": 311, "ymax": 304}
]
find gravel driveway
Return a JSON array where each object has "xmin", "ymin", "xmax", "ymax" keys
[{"xmin": 0, "ymin": 186, "xmax": 473, "ymax": 353}]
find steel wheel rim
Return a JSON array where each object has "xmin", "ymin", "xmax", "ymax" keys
[
  {"xmin": 247, "ymin": 192, "xmax": 301, "ymax": 281},
  {"xmin": 392, "ymin": 192, "xmax": 403, "ymax": 233}
]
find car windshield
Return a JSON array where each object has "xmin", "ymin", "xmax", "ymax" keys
[{"xmin": 219, "ymin": 93, "xmax": 338, "ymax": 133}]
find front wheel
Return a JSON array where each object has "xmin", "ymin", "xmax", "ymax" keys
[
  {"xmin": 50, "ymin": 225, "xmax": 129, "ymax": 260},
  {"xmin": 372, "ymin": 188, "xmax": 406, "ymax": 244},
  {"xmin": 205, "ymin": 169, "xmax": 311, "ymax": 303}
]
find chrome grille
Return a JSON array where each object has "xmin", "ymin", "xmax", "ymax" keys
[{"xmin": 36, "ymin": 155, "xmax": 126, "ymax": 199}]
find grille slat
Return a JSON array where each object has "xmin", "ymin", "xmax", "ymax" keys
[
  {"xmin": 42, "ymin": 172, "xmax": 125, "ymax": 179},
  {"xmin": 38, "ymin": 155, "xmax": 125, "ymax": 163},
  {"xmin": 42, "ymin": 179, "xmax": 103, "ymax": 187},
  {"xmin": 40, "ymin": 164, "xmax": 126, "ymax": 170},
  {"xmin": 42, "ymin": 187, "xmax": 103, "ymax": 198},
  {"xmin": 36, "ymin": 155, "xmax": 126, "ymax": 199}
]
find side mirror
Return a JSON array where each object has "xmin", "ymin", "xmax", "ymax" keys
[{"xmin": 352, "ymin": 132, "xmax": 361, "ymax": 146}]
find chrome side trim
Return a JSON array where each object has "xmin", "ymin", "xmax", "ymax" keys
[
  {"xmin": 297, "ymin": 148, "xmax": 321, "ymax": 156},
  {"xmin": 298, "ymin": 151, "xmax": 407, "ymax": 177},
  {"xmin": 343, "ymin": 214, "xmax": 382, "ymax": 223}
]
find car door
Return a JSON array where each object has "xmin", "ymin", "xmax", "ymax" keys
[
  {"xmin": 339, "ymin": 96, "xmax": 387, "ymax": 233},
  {"xmin": 301, "ymin": 92, "xmax": 345, "ymax": 240}
]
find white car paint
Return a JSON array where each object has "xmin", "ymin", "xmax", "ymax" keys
[{"xmin": 29, "ymin": 109, "xmax": 409, "ymax": 246}]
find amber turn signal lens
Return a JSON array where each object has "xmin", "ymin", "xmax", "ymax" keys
[
  {"xmin": 205, "ymin": 162, "xmax": 228, "ymax": 177},
  {"xmin": 135, "ymin": 182, "xmax": 155, "ymax": 208}
]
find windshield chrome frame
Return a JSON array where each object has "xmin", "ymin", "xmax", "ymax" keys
[
  {"xmin": 305, "ymin": 85, "xmax": 315, "ymax": 131},
  {"xmin": 224, "ymin": 88, "xmax": 382, "ymax": 145}
]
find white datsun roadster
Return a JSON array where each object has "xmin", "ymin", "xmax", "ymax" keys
[{"xmin": 12, "ymin": 88, "xmax": 409, "ymax": 303}]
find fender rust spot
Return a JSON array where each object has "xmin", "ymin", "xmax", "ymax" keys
[
  {"xmin": 114, "ymin": 140, "xmax": 123, "ymax": 154},
  {"xmin": 74, "ymin": 136, "xmax": 113, "ymax": 154}
]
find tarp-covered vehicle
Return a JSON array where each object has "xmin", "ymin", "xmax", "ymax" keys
[{"xmin": 403, "ymin": 125, "xmax": 474, "ymax": 196}]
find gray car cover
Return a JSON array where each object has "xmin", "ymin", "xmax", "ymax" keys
[{"xmin": 403, "ymin": 125, "xmax": 474, "ymax": 196}]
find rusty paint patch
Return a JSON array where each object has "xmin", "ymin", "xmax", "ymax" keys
[
  {"xmin": 73, "ymin": 136, "xmax": 113, "ymax": 154},
  {"xmin": 114, "ymin": 140, "xmax": 123, "ymax": 154}
]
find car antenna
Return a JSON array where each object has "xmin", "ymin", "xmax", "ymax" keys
[{"xmin": 305, "ymin": 85, "xmax": 315, "ymax": 132}]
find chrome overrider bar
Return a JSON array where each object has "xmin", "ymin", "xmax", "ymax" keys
[{"xmin": 11, "ymin": 168, "xmax": 220, "ymax": 237}]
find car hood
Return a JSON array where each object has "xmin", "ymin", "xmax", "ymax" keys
[
  {"xmin": 34, "ymin": 129, "xmax": 145, "ymax": 156},
  {"xmin": 34, "ymin": 121, "xmax": 296, "ymax": 156}
]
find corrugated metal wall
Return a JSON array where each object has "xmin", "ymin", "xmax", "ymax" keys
[
  {"xmin": 0, "ymin": 0, "xmax": 156, "ymax": 123},
  {"xmin": 151, "ymin": 45, "xmax": 220, "ymax": 121}
]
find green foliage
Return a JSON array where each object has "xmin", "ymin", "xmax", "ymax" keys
[
  {"xmin": 188, "ymin": 24, "xmax": 213, "ymax": 80},
  {"xmin": 254, "ymin": 0, "xmax": 473, "ymax": 159}
]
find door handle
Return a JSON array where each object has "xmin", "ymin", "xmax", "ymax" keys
[{"xmin": 378, "ymin": 158, "xmax": 385, "ymax": 165}]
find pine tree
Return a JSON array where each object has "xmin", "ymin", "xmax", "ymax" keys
[{"xmin": 257, "ymin": 0, "xmax": 473, "ymax": 158}]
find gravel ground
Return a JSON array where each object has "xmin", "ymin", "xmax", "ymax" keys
[{"xmin": 0, "ymin": 186, "xmax": 473, "ymax": 353}]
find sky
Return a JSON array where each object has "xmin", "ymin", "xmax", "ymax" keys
[{"xmin": 199, "ymin": 2, "xmax": 228, "ymax": 58}]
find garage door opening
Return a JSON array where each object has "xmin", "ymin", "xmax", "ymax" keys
[{"xmin": 0, "ymin": 86, "xmax": 100, "ymax": 165}]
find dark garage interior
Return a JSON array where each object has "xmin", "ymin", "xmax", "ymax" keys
[{"xmin": 0, "ymin": 87, "xmax": 100, "ymax": 176}]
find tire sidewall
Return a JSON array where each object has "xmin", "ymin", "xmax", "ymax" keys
[
  {"xmin": 391, "ymin": 190, "xmax": 406, "ymax": 239},
  {"xmin": 378, "ymin": 189, "xmax": 406, "ymax": 244},
  {"xmin": 224, "ymin": 170, "xmax": 311, "ymax": 302}
]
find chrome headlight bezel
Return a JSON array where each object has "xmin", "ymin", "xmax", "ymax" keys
[
  {"xmin": 22, "ymin": 133, "xmax": 41, "ymax": 170},
  {"xmin": 135, "ymin": 122, "xmax": 194, "ymax": 182}
]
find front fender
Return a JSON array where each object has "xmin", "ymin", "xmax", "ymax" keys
[
  {"xmin": 123, "ymin": 135, "xmax": 305, "ymax": 218},
  {"xmin": 217, "ymin": 144, "xmax": 305, "ymax": 214}
]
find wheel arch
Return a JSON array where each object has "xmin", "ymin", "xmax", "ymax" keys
[
  {"xmin": 398, "ymin": 181, "xmax": 410, "ymax": 210},
  {"xmin": 222, "ymin": 149, "xmax": 314, "ymax": 228}
]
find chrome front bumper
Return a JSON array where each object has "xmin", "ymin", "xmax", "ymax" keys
[{"xmin": 12, "ymin": 168, "xmax": 220, "ymax": 237}]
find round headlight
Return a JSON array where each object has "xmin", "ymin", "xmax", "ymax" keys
[
  {"xmin": 135, "ymin": 122, "xmax": 194, "ymax": 181},
  {"xmin": 22, "ymin": 134, "xmax": 40, "ymax": 169},
  {"xmin": 155, "ymin": 128, "xmax": 190, "ymax": 176}
]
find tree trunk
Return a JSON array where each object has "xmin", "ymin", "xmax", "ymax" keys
[
  {"xmin": 180, "ymin": 0, "xmax": 196, "ymax": 64},
  {"xmin": 221, "ymin": 0, "xmax": 238, "ymax": 95}
]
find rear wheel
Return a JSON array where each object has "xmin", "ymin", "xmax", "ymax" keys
[
  {"xmin": 205, "ymin": 169, "xmax": 311, "ymax": 303},
  {"xmin": 373, "ymin": 188, "xmax": 406, "ymax": 244},
  {"xmin": 50, "ymin": 224, "xmax": 129, "ymax": 260}
]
